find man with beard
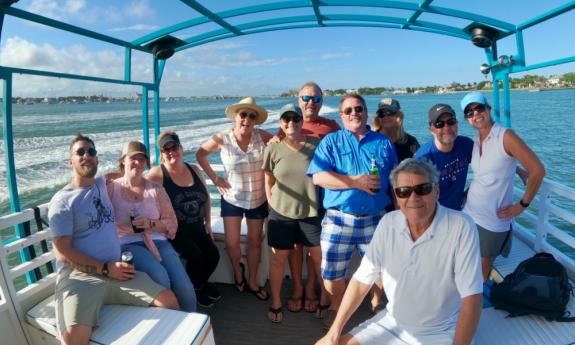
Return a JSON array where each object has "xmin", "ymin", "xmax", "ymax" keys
[
  {"xmin": 308, "ymin": 94, "xmax": 397, "ymax": 328},
  {"xmin": 415, "ymin": 104, "xmax": 473, "ymax": 210},
  {"xmin": 49, "ymin": 134, "xmax": 179, "ymax": 345}
]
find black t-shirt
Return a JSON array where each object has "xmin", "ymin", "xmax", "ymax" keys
[{"xmin": 394, "ymin": 133, "xmax": 420, "ymax": 163}]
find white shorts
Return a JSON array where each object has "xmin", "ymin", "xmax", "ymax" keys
[{"xmin": 349, "ymin": 311, "xmax": 456, "ymax": 345}]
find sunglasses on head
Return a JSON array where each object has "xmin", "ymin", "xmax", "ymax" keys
[
  {"xmin": 464, "ymin": 104, "xmax": 486, "ymax": 119},
  {"xmin": 377, "ymin": 109, "xmax": 397, "ymax": 118},
  {"xmin": 342, "ymin": 105, "xmax": 365, "ymax": 115},
  {"xmin": 238, "ymin": 111, "xmax": 257, "ymax": 120},
  {"xmin": 281, "ymin": 114, "xmax": 302, "ymax": 123},
  {"xmin": 432, "ymin": 117, "xmax": 457, "ymax": 129},
  {"xmin": 75, "ymin": 147, "xmax": 97, "ymax": 157},
  {"xmin": 161, "ymin": 144, "xmax": 180, "ymax": 153},
  {"xmin": 300, "ymin": 95, "xmax": 322, "ymax": 104},
  {"xmin": 394, "ymin": 182, "xmax": 434, "ymax": 199}
]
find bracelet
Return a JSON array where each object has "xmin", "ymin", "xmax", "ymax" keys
[{"xmin": 519, "ymin": 199, "xmax": 530, "ymax": 208}]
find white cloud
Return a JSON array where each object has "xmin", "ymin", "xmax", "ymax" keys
[
  {"xmin": 320, "ymin": 50, "xmax": 353, "ymax": 60},
  {"xmin": 124, "ymin": 0, "xmax": 154, "ymax": 19},
  {"xmin": 109, "ymin": 24, "xmax": 160, "ymax": 32},
  {"xmin": 25, "ymin": 0, "xmax": 86, "ymax": 19}
]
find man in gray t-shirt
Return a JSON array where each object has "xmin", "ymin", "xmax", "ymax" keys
[{"xmin": 48, "ymin": 134, "xmax": 179, "ymax": 345}]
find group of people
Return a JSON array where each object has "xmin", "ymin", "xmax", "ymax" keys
[{"xmin": 49, "ymin": 80, "xmax": 544, "ymax": 345}]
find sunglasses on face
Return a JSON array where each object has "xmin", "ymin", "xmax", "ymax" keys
[
  {"xmin": 394, "ymin": 182, "xmax": 434, "ymax": 199},
  {"xmin": 377, "ymin": 109, "xmax": 397, "ymax": 118},
  {"xmin": 300, "ymin": 95, "xmax": 322, "ymax": 104},
  {"xmin": 432, "ymin": 117, "xmax": 457, "ymax": 129},
  {"xmin": 238, "ymin": 111, "xmax": 257, "ymax": 120},
  {"xmin": 464, "ymin": 104, "xmax": 486, "ymax": 119},
  {"xmin": 75, "ymin": 147, "xmax": 97, "ymax": 157},
  {"xmin": 342, "ymin": 105, "xmax": 365, "ymax": 115},
  {"xmin": 161, "ymin": 144, "xmax": 180, "ymax": 153},
  {"xmin": 281, "ymin": 114, "xmax": 302, "ymax": 123}
]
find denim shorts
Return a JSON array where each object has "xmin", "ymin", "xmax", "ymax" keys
[{"xmin": 220, "ymin": 197, "xmax": 269, "ymax": 219}]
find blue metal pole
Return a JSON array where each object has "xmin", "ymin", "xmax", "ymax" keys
[
  {"xmin": 141, "ymin": 85, "xmax": 150, "ymax": 155},
  {"xmin": 501, "ymin": 74, "xmax": 511, "ymax": 128},
  {"xmin": 124, "ymin": 48, "xmax": 131, "ymax": 82},
  {"xmin": 153, "ymin": 88, "xmax": 160, "ymax": 164},
  {"xmin": 491, "ymin": 77, "xmax": 500, "ymax": 124},
  {"xmin": 2, "ymin": 71, "xmax": 34, "ymax": 283}
]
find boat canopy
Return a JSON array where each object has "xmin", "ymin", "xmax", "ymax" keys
[{"xmin": 1, "ymin": 0, "xmax": 575, "ymax": 222}]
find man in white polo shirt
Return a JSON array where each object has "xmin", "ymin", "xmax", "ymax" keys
[{"xmin": 316, "ymin": 158, "xmax": 483, "ymax": 345}]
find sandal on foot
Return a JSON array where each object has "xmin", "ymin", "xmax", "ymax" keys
[
  {"xmin": 267, "ymin": 306, "xmax": 283, "ymax": 323},
  {"xmin": 234, "ymin": 263, "xmax": 246, "ymax": 292},
  {"xmin": 287, "ymin": 296, "xmax": 303, "ymax": 312},
  {"xmin": 247, "ymin": 286, "xmax": 269, "ymax": 301},
  {"xmin": 315, "ymin": 303, "xmax": 330, "ymax": 319},
  {"xmin": 304, "ymin": 297, "xmax": 318, "ymax": 313}
]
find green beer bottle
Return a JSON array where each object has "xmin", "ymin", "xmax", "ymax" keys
[{"xmin": 370, "ymin": 155, "xmax": 380, "ymax": 193}]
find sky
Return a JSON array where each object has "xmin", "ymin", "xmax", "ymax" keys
[{"xmin": 1, "ymin": 0, "xmax": 574, "ymax": 97}]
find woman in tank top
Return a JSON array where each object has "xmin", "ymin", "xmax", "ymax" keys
[
  {"xmin": 148, "ymin": 131, "xmax": 221, "ymax": 308},
  {"xmin": 107, "ymin": 140, "xmax": 197, "ymax": 312},
  {"xmin": 196, "ymin": 97, "xmax": 273, "ymax": 301},
  {"xmin": 461, "ymin": 92, "xmax": 545, "ymax": 282}
]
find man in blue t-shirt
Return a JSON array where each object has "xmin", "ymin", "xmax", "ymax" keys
[
  {"xmin": 415, "ymin": 103, "xmax": 473, "ymax": 210},
  {"xmin": 307, "ymin": 93, "xmax": 398, "ymax": 328}
]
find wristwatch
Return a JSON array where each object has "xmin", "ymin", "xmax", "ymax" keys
[
  {"xmin": 102, "ymin": 262, "xmax": 109, "ymax": 277},
  {"xmin": 519, "ymin": 199, "xmax": 530, "ymax": 208}
]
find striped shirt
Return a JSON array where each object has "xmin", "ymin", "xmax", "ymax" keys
[{"xmin": 220, "ymin": 128, "xmax": 267, "ymax": 209}]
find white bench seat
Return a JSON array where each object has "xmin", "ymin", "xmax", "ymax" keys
[
  {"xmin": 26, "ymin": 296, "xmax": 215, "ymax": 345},
  {"xmin": 476, "ymin": 238, "xmax": 575, "ymax": 345}
]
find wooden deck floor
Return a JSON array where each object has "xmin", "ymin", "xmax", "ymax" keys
[{"xmin": 200, "ymin": 278, "xmax": 373, "ymax": 345}]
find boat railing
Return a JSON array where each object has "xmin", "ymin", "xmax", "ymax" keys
[{"xmin": 513, "ymin": 178, "xmax": 575, "ymax": 278}]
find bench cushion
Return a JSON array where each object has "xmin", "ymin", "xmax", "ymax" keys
[{"xmin": 27, "ymin": 296, "xmax": 214, "ymax": 345}]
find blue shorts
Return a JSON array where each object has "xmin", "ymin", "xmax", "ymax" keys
[
  {"xmin": 320, "ymin": 209, "xmax": 383, "ymax": 281},
  {"xmin": 220, "ymin": 197, "xmax": 269, "ymax": 219}
]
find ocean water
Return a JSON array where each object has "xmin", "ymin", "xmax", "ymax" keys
[{"xmin": 1, "ymin": 90, "xmax": 574, "ymax": 245}]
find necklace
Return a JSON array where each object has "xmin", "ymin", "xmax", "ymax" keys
[{"xmin": 121, "ymin": 178, "xmax": 144, "ymax": 202}]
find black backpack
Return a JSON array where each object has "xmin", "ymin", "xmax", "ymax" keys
[{"xmin": 490, "ymin": 252, "xmax": 575, "ymax": 322}]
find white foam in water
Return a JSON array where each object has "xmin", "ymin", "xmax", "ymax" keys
[{"xmin": 0, "ymin": 104, "xmax": 286, "ymax": 204}]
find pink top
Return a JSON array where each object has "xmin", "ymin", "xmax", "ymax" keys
[{"xmin": 108, "ymin": 177, "xmax": 178, "ymax": 244}]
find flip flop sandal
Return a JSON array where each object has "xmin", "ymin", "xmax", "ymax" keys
[
  {"xmin": 267, "ymin": 306, "xmax": 283, "ymax": 323},
  {"xmin": 234, "ymin": 263, "xmax": 246, "ymax": 292},
  {"xmin": 247, "ymin": 286, "xmax": 270, "ymax": 301},
  {"xmin": 286, "ymin": 296, "xmax": 303, "ymax": 312},
  {"xmin": 304, "ymin": 298, "xmax": 319, "ymax": 313},
  {"xmin": 315, "ymin": 303, "xmax": 330, "ymax": 319}
]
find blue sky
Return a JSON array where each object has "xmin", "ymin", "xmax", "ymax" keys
[{"xmin": 1, "ymin": 0, "xmax": 574, "ymax": 96}]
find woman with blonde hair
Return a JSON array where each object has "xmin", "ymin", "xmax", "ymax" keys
[
  {"xmin": 196, "ymin": 97, "xmax": 273, "ymax": 301},
  {"xmin": 373, "ymin": 98, "xmax": 420, "ymax": 162}
]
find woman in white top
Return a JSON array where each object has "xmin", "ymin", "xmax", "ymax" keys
[
  {"xmin": 196, "ymin": 97, "xmax": 273, "ymax": 300},
  {"xmin": 461, "ymin": 92, "xmax": 545, "ymax": 282}
]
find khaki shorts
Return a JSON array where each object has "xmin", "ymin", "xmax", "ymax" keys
[
  {"xmin": 55, "ymin": 269, "xmax": 165, "ymax": 333},
  {"xmin": 477, "ymin": 224, "xmax": 512, "ymax": 258}
]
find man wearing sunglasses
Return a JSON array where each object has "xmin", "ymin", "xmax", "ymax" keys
[
  {"xmin": 415, "ymin": 103, "xmax": 473, "ymax": 211},
  {"xmin": 308, "ymin": 93, "xmax": 398, "ymax": 328},
  {"xmin": 316, "ymin": 159, "xmax": 482, "ymax": 345},
  {"xmin": 49, "ymin": 134, "xmax": 179, "ymax": 345},
  {"xmin": 277, "ymin": 82, "xmax": 341, "ymax": 316}
]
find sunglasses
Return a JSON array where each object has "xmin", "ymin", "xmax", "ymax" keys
[
  {"xmin": 342, "ymin": 105, "xmax": 365, "ymax": 115},
  {"xmin": 377, "ymin": 109, "xmax": 397, "ymax": 118},
  {"xmin": 464, "ymin": 104, "xmax": 486, "ymax": 119},
  {"xmin": 281, "ymin": 114, "xmax": 302, "ymax": 123},
  {"xmin": 238, "ymin": 111, "xmax": 257, "ymax": 120},
  {"xmin": 300, "ymin": 95, "xmax": 322, "ymax": 104},
  {"xmin": 75, "ymin": 147, "xmax": 97, "ymax": 157},
  {"xmin": 161, "ymin": 144, "xmax": 180, "ymax": 153},
  {"xmin": 432, "ymin": 117, "xmax": 457, "ymax": 129},
  {"xmin": 394, "ymin": 182, "xmax": 434, "ymax": 199}
]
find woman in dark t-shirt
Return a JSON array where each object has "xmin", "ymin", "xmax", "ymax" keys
[
  {"xmin": 373, "ymin": 98, "xmax": 420, "ymax": 162},
  {"xmin": 148, "ymin": 131, "xmax": 220, "ymax": 308}
]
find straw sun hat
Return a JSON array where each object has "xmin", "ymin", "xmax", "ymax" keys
[{"xmin": 225, "ymin": 96, "xmax": 268, "ymax": 125}]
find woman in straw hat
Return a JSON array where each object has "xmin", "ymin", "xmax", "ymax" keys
[
  {"xmin": 107, "ymin": 140, "xmax": 197, "ymax": 312},
  {"xmin": 373, "ymin": 98, "xmax": 420, "ymax": 162},
  {"xmin": 196, "ymin": 97, "xmax": 273, "ymax": 301}
]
